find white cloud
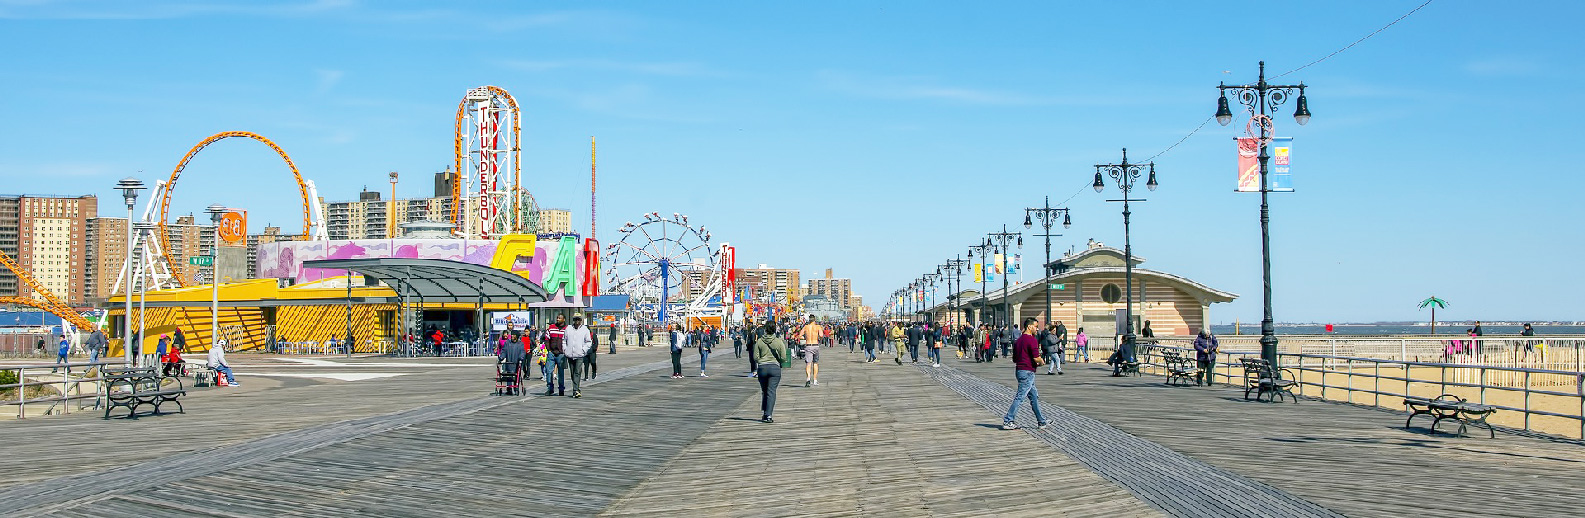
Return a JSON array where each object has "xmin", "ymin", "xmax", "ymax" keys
[
  {"xmin": 314, "ymin": 69, "xmax": 344, "ymax": 96},
  {"xmin": 501, "ymin": 59, "xmax": 718, "ymax": 77},
  {"xmin": 1463, "ymin": 56, "xmax": 1544, "ymax": 77},
  {"xmin": 0, "ymin": 0, "xmax": 355, "ymax": 20},
  {"xmin": 816, "ymin": 70, "xmax": 1133, "ymax": 106}
]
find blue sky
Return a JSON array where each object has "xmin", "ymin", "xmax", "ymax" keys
[{"xmin": 1, "ymin": 1, "xmax": 1579, "ymax": 322}]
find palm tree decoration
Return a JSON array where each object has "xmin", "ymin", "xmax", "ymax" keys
[{"xmin": 1418, "ymin": 296, "xmax": 1449, "ymax": 335}]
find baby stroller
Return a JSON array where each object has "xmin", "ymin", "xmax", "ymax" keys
[{"xmin": 495, "ymin": 360, "xmax": 524, "ymax": 396}]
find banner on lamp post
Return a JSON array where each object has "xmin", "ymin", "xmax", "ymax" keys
[
  {"xmin": 1236, "ymin": 137, "xmax": 1294, "ymax": 192},
  {"xmin": 973, "ymin": 263, "xmax": 983, "ymax": 283}
]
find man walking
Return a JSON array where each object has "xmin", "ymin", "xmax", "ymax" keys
[
  {"xmin": 87, "ymin": 328, "xmax": 106, "ymax": 365},
  {"xmin": 544, "ymin": 317, "xmax": 567, "ymax": 395},
  {"xmin": 887, "ymin": 322, "xmax": 905, "ymax": 365},
  {"xmin": 562, "ymin": 315, "xmax": 592, "ymax": 398},
  {"xmin": 1003, "ymin": 317, "xmax": 1049, "ymax": 430},
  {"xmin": 608, "ymin": 323, "xmax": 618, "ymax": 354},
  {"xmin": 798, "ymin": 315, "xmax": 824, "ymax": 387},
  {"xmin": 669, "ymin": 324, "xmax": 686, "ymax": 379},
  {"xmin": 752, "ymin": 320, "xmax": 786, "ymax": 423},
  {"xmin": 905, "ymin": 322, "xmax": 922, "ymax": 364}
]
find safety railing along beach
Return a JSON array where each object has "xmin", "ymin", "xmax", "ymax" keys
[
  {"xmin": 1090, "ymin": 336, "xmax": 1585, "ymax": 439},
  {"xmin": 0, "ymin": 361, "xmax": 112, "ymax": 419}
]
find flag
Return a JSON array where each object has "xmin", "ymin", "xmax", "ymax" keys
[{"xmin": 1237, "ymin": 137, "xmax": 1295, "ymax": 192}]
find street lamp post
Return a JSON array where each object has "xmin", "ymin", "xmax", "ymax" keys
[
  {"xmin": 986, "ymin": 224, "xmax": 1022, "ymax": 327},
  {"xmin": 1216, "ymin": 60, "xmax": 1312, "ymax": 367},
  {"xmin": 968, "ymin": 243, "xmax": 992, "ymax": 326},
  {"xmin": 946, "ymin": 257, "xmax": 968, "ymax": 325},
  {"xmin": 1093, "ymin": 148, "xmax": 1158, "ymax": 362},
  {"xmin": 206, "ymin": 204, "xmax": 227, "ymax": 351},
  {"xmin": 115, "ymin": 178, "xmax": 144, "ymax": 367},
  {"xmin": 922, "ymin": 272, "xmax": 941, "ymax": 323},
  {"xmin": 1025, "ymin": 197, "xmax": 1072, "ymax": 328}
]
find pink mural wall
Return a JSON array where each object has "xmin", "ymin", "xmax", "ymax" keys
[{"xmin": 256, "ymin": 238, "xmax": 589, "ymax": 307}]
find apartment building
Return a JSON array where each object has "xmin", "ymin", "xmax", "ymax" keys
[
  {"xmin": 537, "ymin": 208, "xmax": 572, "ymax": 234},
  {"xmin": 0, "ymin": 195, "xmax": 96, "ymax": 304},
  {"xmin": 736, "ymin": 266, "xmax": 801, "ymax": 306},
  {"xmin": 803, "ymin": 268, "xmax": 856, "ymax": 310},
  {"xmin": 83, "ymin": 215, "xmax": 221, "ymax": 301}
]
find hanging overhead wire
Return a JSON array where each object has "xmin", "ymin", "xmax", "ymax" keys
[
  {"xmin": 1140, "ymin": 115, "xmax": 1215, "ymax": 164},
  {"xmin": 1273, "ymin": 0, "xmax": 1436, "ymax": 79},
  {"xmin": 1136, "ymin": 0, "xmax": 1437, "ymax": 161}
]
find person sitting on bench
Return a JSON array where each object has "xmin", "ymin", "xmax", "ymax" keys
[
  {"xmin": 1106, "ymin": 337, "xmax": 1137, "ymax": 377},
  {"xmin": 208, "ymin": 339, "xmax": 239, "ymax": 387},
  {"xmin": 161, "ymin": 343, "xmax": 184, "ymax": 377}
]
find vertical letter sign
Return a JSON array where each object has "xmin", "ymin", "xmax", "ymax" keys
[{"xmin": 581, "ymin": 238, "xmax": 600, "ymax": 297}]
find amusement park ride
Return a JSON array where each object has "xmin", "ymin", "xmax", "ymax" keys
[
  {"xmin": 2, "ymin": 83, "xmax": 729, "ymax": 334},
  {"xmin": 603, "ymin": 212, "xmax": 734, "ymax": 326}
]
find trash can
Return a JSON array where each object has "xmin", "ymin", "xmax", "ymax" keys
[{"xmin": 782, "ymin": 344, "xmax": 795, "ymax": 368}]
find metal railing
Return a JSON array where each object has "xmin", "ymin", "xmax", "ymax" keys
[
  {"xmin": 1, "ymin": 361, "xmax": 113, "ymax": 418},
  {"xmin": 1112, "ymin": 342, "xmax": 1585, "ymax": 440}
]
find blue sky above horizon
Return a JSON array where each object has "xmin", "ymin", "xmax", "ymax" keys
[{"xmin": 0, "ymin": 1, "xmax": 1579, "ymax": 322}]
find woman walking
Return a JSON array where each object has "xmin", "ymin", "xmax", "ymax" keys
[
  {"xmin": 699, "ymin": 325, "xmax": 713, "ymax": 377},
  {"xmin": 669, "ymin": 324, "xmax": 686, "ymax": 379},
  {"xmin": 1074, "ymin": 327, "xmax": 1090, "ymax": 363},
  {"xmin": 752, "ymin": 320, "xmax": 787, "ymax": 423}
]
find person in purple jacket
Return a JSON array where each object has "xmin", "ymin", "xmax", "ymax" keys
[
  {"xmin": 1002, "ymin": 317, "xmax": 1050, "ymax": 431},
  {"xmin": 1193, "ymin": 329, "xmax": 1220, "ymax": 386}
]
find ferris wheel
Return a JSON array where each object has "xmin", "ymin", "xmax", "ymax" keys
[{"xmin": 604, "ymin": 212, "xmax": 717, "ymax": 325}]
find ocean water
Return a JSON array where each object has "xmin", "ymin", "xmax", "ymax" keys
[{"xmin": 1209, "ymin": 324, "xmax": 1585, "ymax": 336}]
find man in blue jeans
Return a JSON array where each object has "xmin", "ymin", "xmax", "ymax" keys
[{"xmin": 1003, "ymin": 317, "xmax": 1050, "ymax": 430}]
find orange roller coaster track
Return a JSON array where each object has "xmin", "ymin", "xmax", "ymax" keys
[
  {"xmin": 453, "ymin": 86, "xmax": 521, "ymax": 233},
  {"xmin": 159, "ymin": 131, "xmax": 314, "ymax": 287},
  {"xmin": 0, "ymin": 252, "xmax": 97, "ymax": 332}
]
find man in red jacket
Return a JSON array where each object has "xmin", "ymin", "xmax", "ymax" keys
[{"xmin": 1002, "ymin": 317, "xmax": 1050, "ymax": 431}]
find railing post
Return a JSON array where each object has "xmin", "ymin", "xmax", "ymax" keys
[
  {"xmin": 16, "ymin": 366, "xmax": 24, "ymax": 419},
  {"xmin": 60, "ymin": 367, "xmax": 69, "ymax": 415},
  {"xmin": 1479, "ymin": 367, "xmax": 1486, "ymax": 406},
  {"xmin": 1400, "ymin": 339, "xmax": 1407, "ymax": 362},
  {"xmin": 1524, "ymin": 371, "xmax": 1532, "ymax": 432}
]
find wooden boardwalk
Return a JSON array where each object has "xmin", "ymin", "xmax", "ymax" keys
[{"xmin": 3, "ymin": 344, "xmax": 1584, "ymax": 516}]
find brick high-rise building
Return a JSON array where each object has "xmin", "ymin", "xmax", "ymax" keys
[
  {"xmin": 804, "ymin": 268, "xmax": 855, "ymax": 310},
  {"xmin": 1, "ymin": 195, "xmax": 96, "ymax": 304},
  {"xmin": 84, "ymin": 215, "xmax": 224, "ymax": 301},
  {"xmin": 736, "ymin": 266, "xmax": 801, "ymax": 306},
  {"xmin": 537, "ymin": 208, "xmax": 572, "ymax": 234}
]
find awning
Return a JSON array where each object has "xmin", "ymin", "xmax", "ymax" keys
[{"xmin": 302, "ymin": 258, "xmax": 550, "ymax": 304}]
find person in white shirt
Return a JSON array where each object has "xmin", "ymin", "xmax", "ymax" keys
[
  {"xmin": 561, "ymin": 315, "xmax": 593, "ymax": 398},
  {"xmin": 207, "ymin": 339, "xmax": 238, "ymax": 387}
]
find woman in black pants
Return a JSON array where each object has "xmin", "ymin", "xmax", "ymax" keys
[{"xmin": 669, "ymin": 324, "xmax": 685, "ymax": 379}]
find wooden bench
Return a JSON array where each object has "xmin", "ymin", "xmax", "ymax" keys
[
  {"xmin": 1404, "ymin": 394, "xmax": 1497, "ymax": 438},
  {"xmin": 1162, "ymin": 351, "xmax": 1201, "ymax": 386},
  {"xmin": 102, "ymin": 366, "xmax": 186, "ymax": 419},
  {"xmin": 1240, "ymin": 358, "xmax": 1298, "ymax": 403}
]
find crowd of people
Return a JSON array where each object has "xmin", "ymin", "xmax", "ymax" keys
[{"xmin": 491, "ymin": 312, "xmax": 1223, "ymax": 429}]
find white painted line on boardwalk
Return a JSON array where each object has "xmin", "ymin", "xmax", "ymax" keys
[{"xmin": 242, "ymin": 372, "xmax": 409, "ymax": 381}]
